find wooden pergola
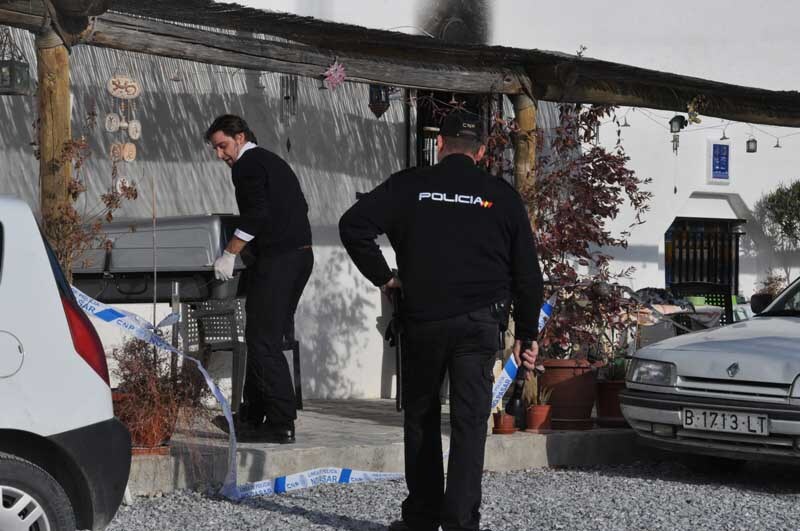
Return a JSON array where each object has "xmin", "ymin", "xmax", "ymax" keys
[{"xmin": 2, "ymin": 0, "xmax": 800, "ymax": 217}]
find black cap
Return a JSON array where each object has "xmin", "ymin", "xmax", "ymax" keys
[{"xmin": 440, "ymin": 110, "xmax": 480, "ymax": 139}]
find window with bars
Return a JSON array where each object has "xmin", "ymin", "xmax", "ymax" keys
[{"xmin": 665, "ymin": 218, "xmax": 745, "ymax": 295}]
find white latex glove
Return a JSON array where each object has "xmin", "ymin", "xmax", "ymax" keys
[{"xmin": 213, "ymin": 250, "xmax": 236, "ymax": 281}]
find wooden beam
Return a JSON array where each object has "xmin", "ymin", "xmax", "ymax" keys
[
  {"xmin": 3, "ymin": 1, "xmax": 800, "ymax": 126},
  {"xmin": 0, "ymin": 2, "xmax": 523, "ymax": 94},
  {"xmin": 538, "ymin": 85, "xmax": 800, "ymax": 128},
  {"xmin": 528, "ymin": 62, "xmax": 800, "ymax": 128}
]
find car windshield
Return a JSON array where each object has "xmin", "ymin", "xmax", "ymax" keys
[{"xmin": 761, "ymin": 279, "xmax": 800, "ymax": 317}]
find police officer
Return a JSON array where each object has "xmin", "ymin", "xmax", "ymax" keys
[
  {"xmin": 339, "ymin": 110, "xmax": 543, "ymax": 531},
  {"xmin": 206, "ymin": 114, "xmax": 313, "ymax": 444}
]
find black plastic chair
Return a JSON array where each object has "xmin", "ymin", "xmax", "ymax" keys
[{"xmin": 183, "ymin": 299, "xmax": 303, "ymax": 413}]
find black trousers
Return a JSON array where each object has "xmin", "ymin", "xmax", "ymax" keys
[
  {"xmin": 401, "ymin": 307, "xmax": 498, "ymax": 531},
  {"xmin": 243, "ymin": 247, "xmax": 313, "ymax": 426}
]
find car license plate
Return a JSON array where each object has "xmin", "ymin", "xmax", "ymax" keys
[{"xmin": 682, "ymin": 408, "xmax": 769, "ymax": 436}]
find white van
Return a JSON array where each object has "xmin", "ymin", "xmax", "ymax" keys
[{"xmin": 0, "ymin": 196, "xmax": 131, "ymax": 530}]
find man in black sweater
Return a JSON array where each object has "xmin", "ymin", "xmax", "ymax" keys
[
  {"xmin": 206, "ymin": 114, "xmax": 313, "ymax": 444},
  {"xmin": 339, "ymin": 110, "xmax": 543, "ymax": 531}
]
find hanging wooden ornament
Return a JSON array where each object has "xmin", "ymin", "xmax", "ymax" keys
[
  {"xmin": 122, "ymin": 142, "xmax": 137, "ymax": 162},
  {"xmin": 128, "ymin": 119, "xmax": 141, "ymax": 140},
  {"xmin": 107, "ymin": 74, "xmax": 141, "ymax": 100},
  {"xmin": 110, "ymin": 142, "xmax": 123, "ymax": 162},
  {"xmin": 104, "ymin": 112, "xmax": 120, "ymax": 132}
]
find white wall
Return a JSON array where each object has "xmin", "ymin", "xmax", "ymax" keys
[
  {"xmin": 0, "ymin": 7, "xmax": 413, "ymax": 398},
  {"xmin": 490, "ymin": 0, "xmax": 800, "ymax": 297}
]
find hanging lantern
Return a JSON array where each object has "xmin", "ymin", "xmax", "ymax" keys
[
  {"xmin": 368, "ymin": 84, "xmax": 390, "ymax": 119},
  {"xmin": 668, "ymin": 114, "xmax": 688, "ymax": 133},
  {"xmin": 746, "ymin": 137, "xmax": 758, "ymax": 153},
  {"xmin": 0, "ymin": 28, "xmax": 32, "ymax": 96}
]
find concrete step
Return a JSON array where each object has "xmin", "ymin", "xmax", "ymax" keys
[{"xmin": 126, "ymin": 400, "xmax": 641, "ymax": 496}]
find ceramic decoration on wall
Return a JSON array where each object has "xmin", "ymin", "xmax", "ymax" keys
[{"xmin": 105, "ymin": 73, "xmax": 142, "ymax": 162}]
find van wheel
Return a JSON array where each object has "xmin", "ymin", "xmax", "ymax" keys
[{"xmin": 0, "ymin": 454, "xmax": 76, "ymax": 531}]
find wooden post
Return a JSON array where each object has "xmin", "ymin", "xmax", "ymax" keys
[
  {"xmin": 512, "ymin": 94, "xmax": 537, "ymax": 193},
  {"xmin": 36, "ymin": 29, "xmax": 71, "ymax": 228},
  {"xmin": 511, "ymin": 94, "xmax": 539, "ymax": 408}
]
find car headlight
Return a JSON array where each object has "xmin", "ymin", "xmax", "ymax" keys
[
  {"xmin": 627, "ymin": 359, "xmax": 676, "ymax": 386},
  {"xmin": 790, "ymin": 376, "xmax": 800, "ymax": 398}
]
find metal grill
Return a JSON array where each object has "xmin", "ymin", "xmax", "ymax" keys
[{"xmin": 677, "ymin": 376, "xmax": 791, "ymax": 400}]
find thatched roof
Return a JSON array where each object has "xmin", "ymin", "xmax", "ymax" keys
[{"xmin": 2, "ymin": 0, "xmax": 800, "ymax": 126}]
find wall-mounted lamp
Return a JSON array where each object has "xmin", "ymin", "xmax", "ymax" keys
[
  {"xmin": 668, "ymin": 115, "xmax": 688, "ymax": 134},
  {"xmin": 317, "ymin": 76, "xmax": 327, "ymax": 90},
  {"xmin": 620, "ymin": 116, "xmax": 630, "ymax": 127},
  {"xmin": 368, "ymin": 84, "xmax": 390, "ymax": 119},
  {"xmin": 0, "ymin": 28, "xmax": 32, "ymax": 95},
  {"xmin": 720, "ymin": 130, "xmax": 729, "ymax": 141},
  {"xmin": 773, "ymin": 138, "xmax": 782, "ymax": 149},
  {"xmin": 746, "ymin": 137, "xmax": 758, "ymax": 153}
]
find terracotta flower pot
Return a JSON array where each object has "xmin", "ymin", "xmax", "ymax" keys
[
  {"xmin": 492, "ymin": 411, "xmax": 517, "ymax": 434},
  {"xmin": 539, "ymin": 359, "xmax": 597, "ymax": 430},
  {"xmin": 524, "ymin": 405, "xmax": 552, "ymax": 432},
  {"xmin": 596, "ymin": 380, "xmax": 629, "ymax": 428}
]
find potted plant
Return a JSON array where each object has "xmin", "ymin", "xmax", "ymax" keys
[
  {"xmin": 524, "ymin": 374, "xmax": 553, "ymax": 432},
  {"xmin": 595, "ymin": 349, "xmax": 630, "ymax": 428},
  {"xmin": 111, "ymin": 337, "xmax": 203, "ymax": 455},
  {"xmin": 515, "ymin": 102, "xmax": 651, "ymax": 430}
]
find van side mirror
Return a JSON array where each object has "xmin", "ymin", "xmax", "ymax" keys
[{"xmin": 750, "ymin": 293, "xmax": 774, "ymax": 314}]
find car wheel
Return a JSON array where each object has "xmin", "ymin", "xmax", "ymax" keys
[{"xmin": 0, "ymin": 453, "xmax": 76, "ymax": 531}]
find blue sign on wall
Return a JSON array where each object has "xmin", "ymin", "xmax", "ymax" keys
[{"xmin": 711, "ymin": 143, "xmax": 730, "ymax": 180}]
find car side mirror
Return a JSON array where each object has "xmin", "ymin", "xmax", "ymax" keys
[{"xmin": 750, "ymin": 293, "xmax": 774, "ymax": 314}]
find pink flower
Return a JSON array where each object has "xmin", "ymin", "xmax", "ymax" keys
[{"xmin": 323, "ymin": 60, "xmax": 347, "ymax": 90}]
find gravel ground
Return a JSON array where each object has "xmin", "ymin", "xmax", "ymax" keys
[{"xmin": 107, "ymin": 460, "xmax": 800, "ymax": 531}]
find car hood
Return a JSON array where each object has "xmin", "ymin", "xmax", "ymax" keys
[{"xmin": 636, "ymin": 317, "xmax": 800, "ymax": 384}]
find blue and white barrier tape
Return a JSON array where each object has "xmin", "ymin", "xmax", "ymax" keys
[
  {"xmin": 489, "ymin": 293, "xmax": 556, "ymax": 410},
  {"xmin": 237, "ymin": 468, "xmax": 404, "ymax": 498},
  {"xmin": 73, "ymin": 287, "xmax": 556, "ymax": 500}
]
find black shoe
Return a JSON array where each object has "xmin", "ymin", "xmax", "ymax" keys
[
  {"xmin": 261, "ymin": 421, "xmax": 296, "ymax": 444},
  {"xmin": 239, "ymin": 421, "xmax": 296, "ymax": 444}
]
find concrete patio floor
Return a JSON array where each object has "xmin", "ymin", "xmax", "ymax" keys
[{"xmin": 127, "ymin": 399, "xmax": 640, "ymax": 496}]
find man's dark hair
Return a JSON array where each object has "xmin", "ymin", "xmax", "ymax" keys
[
  {"xmin": 441, "ymin": 134, "xmax": 483, "ymax": 156},
  {"xmin": 204, "ymin": 114, "xmax": 258, "ymax": 144}
]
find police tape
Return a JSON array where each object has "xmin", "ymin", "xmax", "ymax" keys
[
  {"xmin": 236, "ymin": 468, "xmax": 404, "ymax": 498},
  {"xmin": 72, "ymin": 287, "xmax": 555, "ymax": 500},
  {"xmin": 71, "ymin": 287, "xmax": 410, "ymax": 501},
  {"xmin": 490, "ymin": 293, "xmax": 556, "ymax": 410}
]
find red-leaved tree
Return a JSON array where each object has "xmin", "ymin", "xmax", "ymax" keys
[{"xmin": 518, "ymin": 104, "xmax": 652, "ymax": 359}]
